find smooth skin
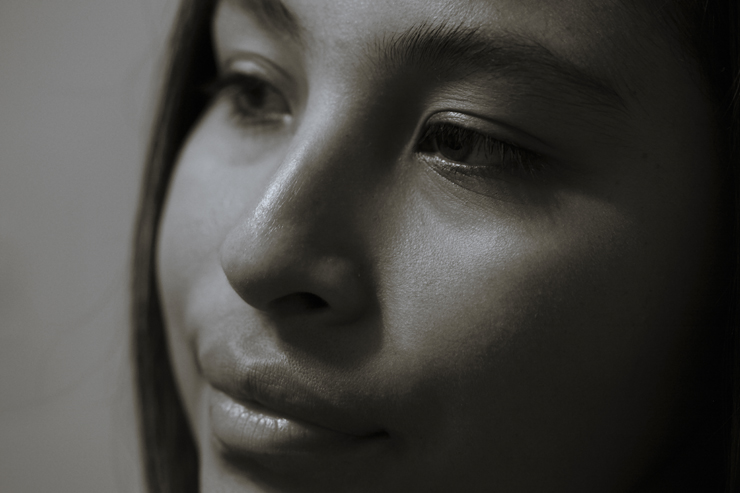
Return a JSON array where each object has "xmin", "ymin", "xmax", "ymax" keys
[{"xmin": 157, "ymin": 0, "xmax": 727, "ymax": 491}]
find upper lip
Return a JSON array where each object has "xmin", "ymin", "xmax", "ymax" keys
[{"xmin": 200, "ymin": 348, "xmax": 386, "ymax": 438}]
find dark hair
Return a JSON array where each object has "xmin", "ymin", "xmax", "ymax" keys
[
  {"xmin": 133, "ymin": 1, "xmax": 216, "ymax": 490},
  {"xmin": 131, "ymin": 1, "xmax": 740, "ymax": 491}
]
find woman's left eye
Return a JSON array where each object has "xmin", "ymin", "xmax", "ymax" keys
[
  {"xmin": 206, "ymin": 72, "xmax": 290, "ymax": 126},
  {"xmin": 416, "ymin": 123, "xmax": 543, "ymax": 179}
]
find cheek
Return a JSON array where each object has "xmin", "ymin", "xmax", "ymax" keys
[
  {"xmin": 367, "ymin": 178, "xmax": 717, "ymax": 476},
  {"xmin": 158, "ymin": 143, "xmax": 227, "ymax": 347},
  {"xmin": 156, "ymin": 118, "xmax": 283, "ymax": 428},
  {"xmin": 156, "ymin": 135, "xmax": 223, "ymax": 432},
  {"xmin": 377, "ymin": 185, "xmax": 642, "ymax": 357},
  {"xmin": 158, "ymin": 114, "xmax": 285, "ymax": 326}
]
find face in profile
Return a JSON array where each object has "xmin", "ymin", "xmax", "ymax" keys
[{"xmin": 156, "ymin": 0, "xmax": 726, "ymax": 490}]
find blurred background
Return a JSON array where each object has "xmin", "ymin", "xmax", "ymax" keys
[{"xmin": 0, "ymin": 0, "xmax": 178, "ymax": 490}]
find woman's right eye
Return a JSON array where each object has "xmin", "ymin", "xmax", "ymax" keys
[{"xmin": 206, "ymin": 73, "xmax": 291, "ymax": 126}]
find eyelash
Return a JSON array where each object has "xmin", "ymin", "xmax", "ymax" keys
[
  {"xmin": 204, "ymin": 72, "xmax": 288, "ymax": 125},
  {"xmin": 416, "ymin": 123, "xmax": 544, "ymax": 179}
]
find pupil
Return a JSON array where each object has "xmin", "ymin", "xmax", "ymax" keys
[
  {"xmin": 247, "ymin": 85, "xmax": 266, "ymax": 109},
  {"xmin": 438, "ymin": 135, "xmax": 469, "ymax": 162}
]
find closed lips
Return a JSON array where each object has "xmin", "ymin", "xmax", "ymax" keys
[
  {"xmin": 209, "ymin": 387, "xmax": 387, "ymax": 458},
  {"xmin": 201, "ymin": 356, "xmax": 390, "ymax": 455}
]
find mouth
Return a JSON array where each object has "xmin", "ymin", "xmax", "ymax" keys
[
  {"xmin": 202, "ymin": 354, "xmax": 392, "ymax": 468},
  {"xmin": 209, "ymin": 387, "xmax": 389, "ymax": 458}
]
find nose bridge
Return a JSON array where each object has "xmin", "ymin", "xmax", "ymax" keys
[
  {"xmin": 256, "ymin": 132, "xmax": 352, "ymax": 239},
  {"xmin": 251, "ymin": 102, "xmax": 369, "ymax": 247},
  {"xmin": 247, "ymin": 74, "xmax": 400, "ymax": 235},
  {"xmin": 219, "ymin": 101, "xmax": 375, "ymax": 317}
]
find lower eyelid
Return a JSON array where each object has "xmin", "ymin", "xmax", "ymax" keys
[{"xmin": 213, "ymin": 100, "xmax": 286, "ymax": 133}]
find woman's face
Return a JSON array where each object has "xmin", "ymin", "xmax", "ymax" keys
[{"xmin": 157, "ymin": 0, "xmax": 726, "ymax": 491}]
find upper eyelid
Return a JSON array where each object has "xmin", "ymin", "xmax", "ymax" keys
[
  {"xmin": 422, "ymin": 111, "xmax": 553, "ymax": 156},
  {"xmin": 218, "ymin": 53, "xmax": 298, "ymax": 100},
  {"xmin": 203, "ymin": 71, "xmax": 261, "ymax": 97},
  {"xmin": 420, "ymin": 123, "xmax": 537, "ymax": 158}
]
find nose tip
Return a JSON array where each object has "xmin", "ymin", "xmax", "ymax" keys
[{"xmin": 220, "ymin": 223, "xmax": 369, "ymax": 323}]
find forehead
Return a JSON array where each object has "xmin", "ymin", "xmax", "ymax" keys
[
  {"xmin": 217, "ymin": 0, "xmax": 680, "ymax": 113},
  {"xmin": 226, "ymin": 0, "xmax": 640, "ymax": 42},
  {"xmin": 223, "ymin": 1, "xmax": 655, "ymax": 66}
]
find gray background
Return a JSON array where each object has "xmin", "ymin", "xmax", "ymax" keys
[{"xmin": 0, "ymin": 0, "xmax": 178, "ymax": 490}]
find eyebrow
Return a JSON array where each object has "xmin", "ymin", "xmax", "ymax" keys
[
  {"xmin": 230, "ymin": 0, "xmax": 627, "ymax": 112},
  {"xmin": 375, "ymin": 22, "xmax": 627, "ymax": 111}
]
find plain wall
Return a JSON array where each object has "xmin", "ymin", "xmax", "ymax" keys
[{"xmin": 0, "ymin": 0, "xmax": 178, "ymax": 491}]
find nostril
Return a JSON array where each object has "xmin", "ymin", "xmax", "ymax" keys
[{"xmin": 267, "ymin": 292, "xmax": 329, "ymax": 316}]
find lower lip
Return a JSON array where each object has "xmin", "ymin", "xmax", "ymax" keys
[{"xmin": 209, "ymin": 388, "xmax": 383, "ymax": 458}]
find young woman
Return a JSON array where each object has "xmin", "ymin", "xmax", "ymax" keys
[{"xmin": 133, "ymin": 0, "xmax": 740, "ymax": 491}]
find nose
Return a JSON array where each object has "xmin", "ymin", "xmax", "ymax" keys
[{"xmin": 219, "ymin": 125, "xmax": 373, "ymax": 325}]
